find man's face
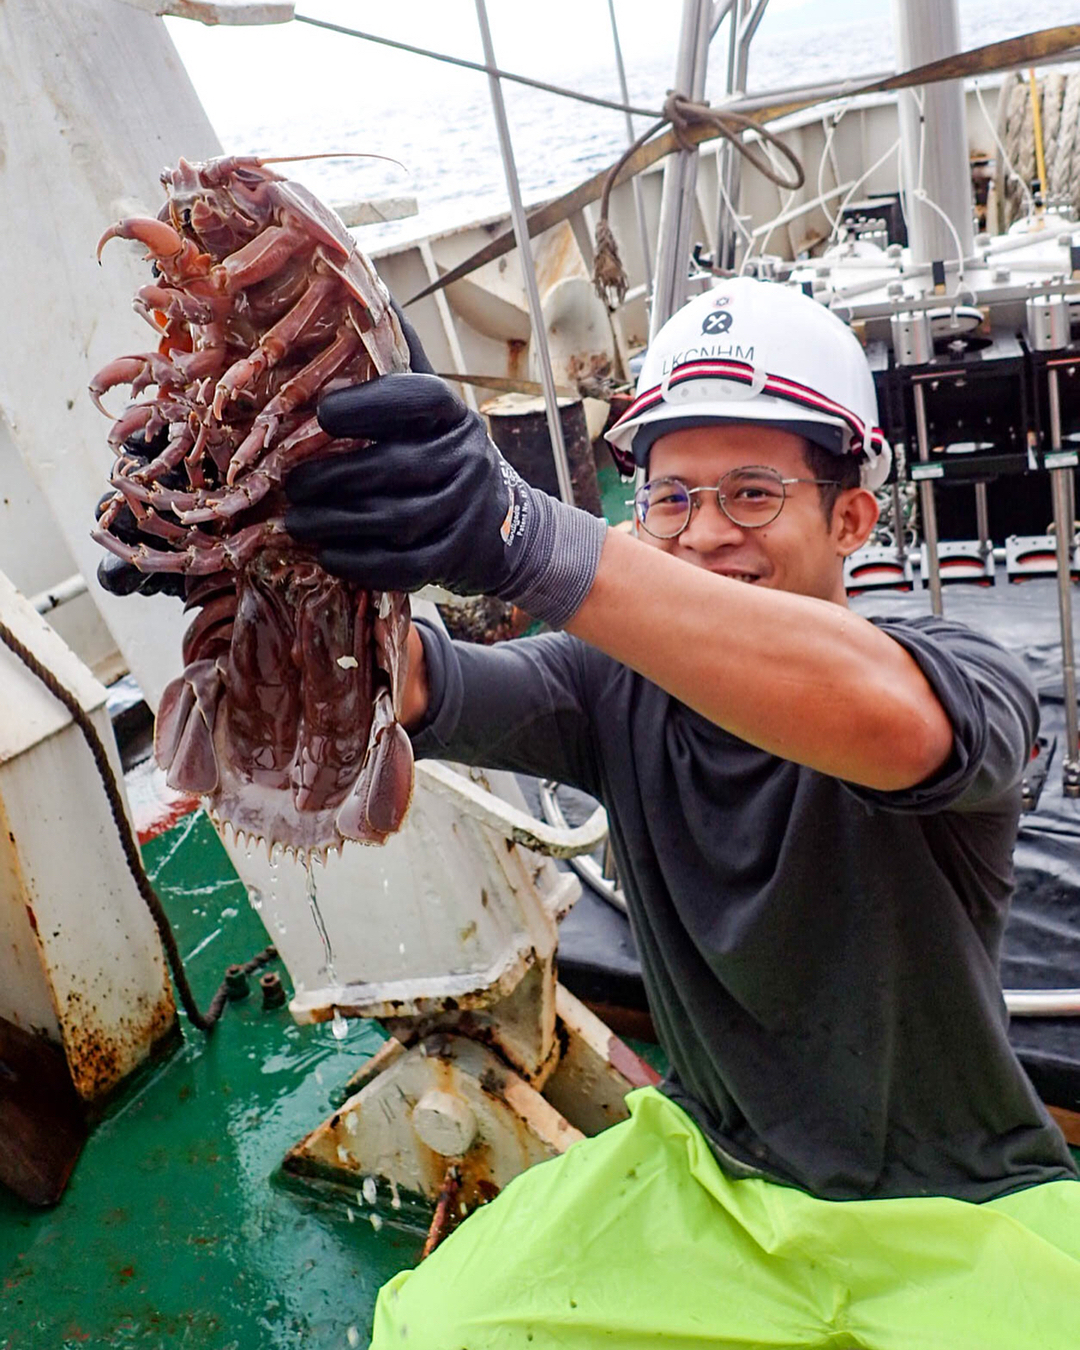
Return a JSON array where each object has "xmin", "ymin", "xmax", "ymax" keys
[{"xmin": 642, "ymin": 423, "xmax": 877, "ymax": 604}]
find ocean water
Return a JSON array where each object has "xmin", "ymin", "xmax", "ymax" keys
[{"xmin": 165, "ymin": 0, "xmax": 1079, "ymax": 248}]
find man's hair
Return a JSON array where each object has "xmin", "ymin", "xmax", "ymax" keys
[{"xmin": 803, "ymin": 439, "xmax": 862, "ymax": 522}]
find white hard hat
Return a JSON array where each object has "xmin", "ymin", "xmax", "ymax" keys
[{"xmin": 606, "ymin": 278, "xmax": 892, "ymax": 491}]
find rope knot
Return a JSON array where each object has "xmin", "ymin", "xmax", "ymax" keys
[
  {"xmin": 592, "ymin": 217, "xmax": 629, "ymax": 309},
  {"xmin": 589, "ymin": 89, "xmax": 804, "ymax": 311},
  {"xmin": 662, "ymin": 91, "xmax": 712, "ymax": 152}
]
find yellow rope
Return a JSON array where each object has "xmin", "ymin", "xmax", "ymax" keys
[{"xmin": 1029, "ymin": 67, "xmax": 1048, "ymax": 211}]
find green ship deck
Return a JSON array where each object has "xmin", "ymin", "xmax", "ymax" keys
[{"xmin": 1, "ymin": 811, "xmax": 418, "ymax": 1350}]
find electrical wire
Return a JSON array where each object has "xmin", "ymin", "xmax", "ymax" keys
[
  {"xmin": 973, "ymin": 77, "xmax": 1036, "ymax": 222},
  {"xmin": 741, "ymin": 137, "xmax": 801, "ymax": 274},
  {"xmin": 828, "ymin": 137, "xmax": 902, "ymax": 245},
  {"xmin": 716, "ymin": 153, "xmax": 754, "ymax": 247},
  {"xmin": 818, "ymin": 103, "xmax": 851, "ymax": 234},
  {"xmin": 911, "ymin": 85, "xmax": 968, "ymax": 285}
]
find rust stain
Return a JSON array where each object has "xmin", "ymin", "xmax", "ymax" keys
[
  {"xmin": 564, "ymin": 349, "xmax": 614, "ymax": 391},
  {"xmin": 506, "ymin": 339, "xmax": 527, "ymax": 380},
  {"xmin": 62, "ymin": 981, "xmax": 177, "ymax": 1102},
  {"xmin": 607, "ymin": 1034, "xmax": 661, "ymax": 1089},
  {"xmin": 24, "ymin": 904, "xmax": 38, "ymax": 934},
  {"xmin": 420, "ymin": 1165, "xmax": 461, "ymax": 1260}
]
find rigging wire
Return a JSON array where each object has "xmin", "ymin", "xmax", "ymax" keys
[{"xmin": 292, "ymin": 13, "xmax": 667, "ymax": 121}]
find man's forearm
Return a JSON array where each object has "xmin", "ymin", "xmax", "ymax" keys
[
  {"xmin": 566, "ymin": 529, "xmax": 954, "ymax": 790},
  {"xmin": 400, "ymin": 623, "xmax": 431, "ymax": 732}
]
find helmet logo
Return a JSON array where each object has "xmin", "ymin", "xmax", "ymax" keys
[{"xmin": 701, "ymin": 309, "xmax": 733, "ymax": 336}]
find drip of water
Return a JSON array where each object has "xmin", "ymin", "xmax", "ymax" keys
[
  {"xmin": 247, "ymin": 886, "xmax": 263, "ymax": 912},
  {"xmin": 305, "ymin": 856, "xmax": 337, "ymax": 984},
  {"xmin": 331, "ymin": 1007, "xmax": 349, "ymax": 1041}
]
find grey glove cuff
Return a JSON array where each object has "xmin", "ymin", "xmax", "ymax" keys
[{"xmin": 496, "ymin": 488, "xmax": 608, "ymax": 629}]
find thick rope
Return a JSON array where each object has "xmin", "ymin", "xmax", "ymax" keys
[
  {"xmin": 0, "ymin": 617, "xmax": 276, "ymax": 1033},
  {"xmin": 997, "ymin": 68, "xmax": 1080, "ymax": 230},
  {"xmin": 591, "ymin": 92, "xmax": 806, "ymax": 308}
]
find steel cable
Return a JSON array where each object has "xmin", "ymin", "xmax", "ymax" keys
[{"xmin": 293, "ymin": 13, "xmax": 666, "ymax": 121}]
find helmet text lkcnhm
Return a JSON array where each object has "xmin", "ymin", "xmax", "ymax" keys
[{"xmin": 662, "ymin": 343, "xmax": 755, "ymax": 374}]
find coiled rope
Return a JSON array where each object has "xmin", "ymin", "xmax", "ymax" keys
[
  {"xmin": 997, "ymin": 67, "xmax": 1080, "ymax": 229},
  {"xmin": 0, "ymin": 617, "xmax": 276, "ymax": 1033},
  {"xmin": 592, "ymin": 92, "xmax": 806, "ymax": 308}
]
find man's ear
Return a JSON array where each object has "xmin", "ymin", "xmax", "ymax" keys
[{"xmin": 833, "ymin": 487, "xmax": 879, "ymax": 557}]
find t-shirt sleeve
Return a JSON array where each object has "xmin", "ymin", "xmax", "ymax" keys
[
  {"xmin": 841, "ymin": 616, "xmax": 1039, "ymax": 815},
  {"xmin": 408, "ymin": 620, "xmax": 602, "ymax": 794}
]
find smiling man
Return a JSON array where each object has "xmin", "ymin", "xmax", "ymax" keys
[{"xmin": 284, "ymin": 279, "xmax": 1080, "ymax": 1348}]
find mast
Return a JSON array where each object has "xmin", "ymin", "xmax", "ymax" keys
[
  {"xmin": 892, "ymin": 0, "xmax": 975, "ymax": 267},
  {"xmin": 649, "ymin": 0, "xmax": 714, "ymax": 338}
]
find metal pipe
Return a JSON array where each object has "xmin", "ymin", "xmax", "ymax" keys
[
  {"xmin": 710, "ymin": 0, "xmax": 737, "ymax": 40},
  {"xmin": 606, "ymin": 0, "xmax": 653, "ymax": 295},
  {"xmin": 720, "ymin": 0, "xmax": 771, "ymax": 265},
  {"xmin": 538, "ymin": 781, "xmax": 626, "ymax": 915},
  {"xmin": 891, "ymin": 480, "xmax": 907, "ymax": 561},
  {"xmin": 912, "ymin": 382, "xmax": 944, "ymax": 616},
  {"xmin": 651, "ymin": 0, "xmax": 713, "ymax": 337},
  {"xmin": 737, "ymin": 0, "xmax": 771, "ymax": 70},
  {"xmin": 974, "ymin": 481, "xmax": 991, "ymax": 558},
  {"xmin": 892, "ymin": 0, "xmax": 975, "ymax": 268},
  {"xmin": 1048, "ymin": 366, "xmax": 1080, "ymax": 795},
  {"xmin": 716, "ymin": 0, "xmax": 742, "ymax": 269},
  {"xmin": 473, "ymin": 0, "xmax": 575, "ymax": 506},
  {"xmin": 1004, "ymin": 988, "xmax": 1080, "ymax": 1016},
  {"xmin": 30, "ymin": 573, "xmax": 88, "ymax": 615}
]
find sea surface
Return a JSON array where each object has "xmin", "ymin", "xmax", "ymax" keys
[{"xmin": 165, "ymin": 0, "xmax": 1079, "ymax": 249}]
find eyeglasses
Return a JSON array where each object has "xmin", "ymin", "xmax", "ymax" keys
[{"xmin": 632, "ymin": 466, "xmax": 840, "ymax": 538}]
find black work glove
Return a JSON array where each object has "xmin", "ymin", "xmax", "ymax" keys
[
  {"xmin": 285, "ymin": 374, "xmax": 606, "ymax": 628},
  {"xmin": 95, "ymin": 429, "xmax": 186, "ymax": 600},
  {"xmin": 286, "ymin": 299, "xmax": 607, "ymax": 626}
]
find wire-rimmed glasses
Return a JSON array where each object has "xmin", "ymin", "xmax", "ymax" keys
[{"xmin": 632, "ymin": 466, "xmax": 839, "ymax": 539}]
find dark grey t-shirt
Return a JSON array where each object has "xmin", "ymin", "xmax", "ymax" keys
[{"xmin": 411, "ymin": 614, "xmax": 1077, "ymax": 1201}]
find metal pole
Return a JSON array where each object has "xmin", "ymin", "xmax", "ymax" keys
[
  {"xmin": 891, "ymin": 480, "xmax": 907, "ymax": 562},
  {"xmin": 1048, "ymin": 367, "xmax": 1080, "ymax": 795},
  {"xmin": 717, "ymin": 0, "xmax": 771, "ymax": 270},
  {"xmin": 473, "ymin": 0, "xmax": 575, "ymax": 506},
  {"xmin": 606, "ymin": 0, "xmax": 653, "ymax": 295},
  {"xmin": 891, "ymin": 0, "xmax": 975, "ymax": 267},
  {"xmin": 974, "ymin": 482, "xmax": 991, "ymax": 558},
  {"xmin": 716, "ymin": 1, "xmax": 742, "ymax": 270},
  {"xmin": 913, "ymin": 382, "xmax": 944, "ymax": 616},
  {"xmin": 650, "ymin": 0, "xmax": 712, "ymax": 338}
]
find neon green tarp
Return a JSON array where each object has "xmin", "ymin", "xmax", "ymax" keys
[{"xmin": 371, "ymin": 1086, "xmax": 1080, "ymax": 1349}]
